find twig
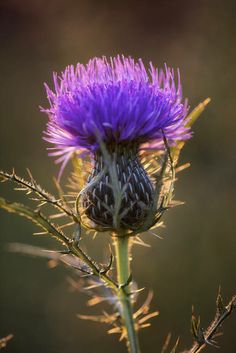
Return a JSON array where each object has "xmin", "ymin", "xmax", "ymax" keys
[
  {"xmin": 0, "ymin": 170, "xmax": 79, "ymax": 223},
  {"xmin": 182, "ymin": 291, "xmax": 236, "ymax": 353},
  {"xmin": 0, "ymin": 197, "xmax": 117, "ymax": 291}
]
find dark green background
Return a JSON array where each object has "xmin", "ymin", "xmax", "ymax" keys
[{"xmin": 0, "ymin": 0, "xmax": 235, "ymax": 352}]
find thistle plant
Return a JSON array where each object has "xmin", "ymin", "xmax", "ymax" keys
[{"xmin": 0, "ymin": 56, "xmax": 235, "ymax": 353}]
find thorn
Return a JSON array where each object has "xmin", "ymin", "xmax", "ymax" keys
[
  {"xmin": 205, "ymin": 338, "xmax": 220, "ymax": 348},
  {"xmin": 147, "ymin": 230, "xmax": 164, "ymax": 239},
  {"xmin": 133, "ymin": 236, "xmax": 151, "ymax": 247},
  {"xmin": 50, "ymin": 249, "xmax": 71, "ymax": 255},
  {"xmin": 139, "ymin": 323, "xmax": 151, "ymax": 329},
  {"xmin": 119, "ymin": 273, "xmax": 133, "ymax": 289},
  {"xmin": 33, "ymin": 231, "xmax": 48, "ymax": 235},
  {"xmin": 100, "ymin": 251, "xmax": 113, "ymax": 275},
  {"xmin": 161, "ymin": 332, "xmax": 172, "ymax": 353},
  {"xmin": 175, "ymin": 162, "xmax": 191, "ymax": 173},
  {"xmin": 58, "ymin": 221, "xmax": 74, "ymax": 230},
  {"xmin": 134, "ymin": 290, "xmax": 154, "ymax": 318},
  {"xmin": 130, "ymin": 287, "xmax": 145, "ymax": 295},
  {"xmin": 108, "ymin": 327, "xmax": 122, "ymax": 335},
  {"xmin": 49, "ymin": 212, "xmax": 67, "ymax": 219},
  {"xmin": 138, "ymin": 311, "xmax": 159, "ymax": 324},
  {"xmin": 170, "ymin": 337, "xmax": 180, "ymax": 353},
  {"xmin": 119, "ymin": 330, "xmax": 126, "ymax": 341},
  {"xmin": 38, "ymin": 201, "xmax": 47, "ymax": 207},
  {"xmin": 92, "ymin": 231, "xmax": 98, "ymax": 239},
  {"xmin": 26, "ymin": 168, "xmax": 35, "ymax": 182}
]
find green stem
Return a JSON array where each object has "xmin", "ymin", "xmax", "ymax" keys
[{"xmin": 114, "ymin": 236, "xmax": 141, "ymax": 353}]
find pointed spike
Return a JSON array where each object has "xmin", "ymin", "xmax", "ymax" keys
[
  {"xmin": 49, "ymin": 212, "xmax": 67, "ymax": 219},
  {"xmin": 50, "ymin": 249, "xmax": 71, "ymax": 254},
  {"xmin": 122, "ymin": 273, "xmax": 132, "ymax": 288},
  {"xmin": 108, "ymin": 327, "xmax": 122, "ymax": 335},
  {"xmin": 170, "ymin": 337, "xmax": 180, "ymax": 353},
  {"xmin": 216, "ymin": 286, "xmax": 226, "ymax": 315},
  {"xmin": 175, "ymin": 162, "xmax": 191, "ymax": 173},
  {"xmin": 139, "ymin": 323, "xmax": 151, "ymax": 329},
  {"xmin": 58, "ymin": 221, "xmax": 74, "ymax": 230},
  {"xmin": 33, "ymin": 231, "xmax": 48, "ymax": 236},
  {"xmin": 100, "ymin": 248, "xmax": 113, "ymax": 274},
  {"xmin": 205, "ymin": 338, "xmax": 220, "ymax": 348},
  {"xmin": 38, "ymin": 201, "xmax": 47, "ymax": 207},
  {"xmin": 161, "ymin": 332, "xmax": 172, "ymax": 353},
  {"xmin": 87, "ymin": 296, "xmax": 106, "ymax": 306},
  {"xmin": 92, "ymin": 231, "xmax": 98, "ymax": 239},
  {"xmin": 147, "ymin": 230, "xmax": 164, "ymax": 239},
  {"xmin": 133, "ymin": 236, "xmax": 151, "ymax": 247},
  {"xmin": 14, "ymin": 187, "xmax": 28, "ymax": 191},
  {"xmin": 130, "ymin": 287, "xmax": 145, "ymax": 295},
  {"xmin": 137, "ymin": 311, "xmax": 159, "ymax": 324},
  {"xmin": 134, "ymin": 290, "xmax": 154, "ymax": 319},
  {"xmin": 77, "ymin": 314, "xmax": 108, "ymax": 323}
]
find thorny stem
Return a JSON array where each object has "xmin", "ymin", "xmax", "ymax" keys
[
  {"xmin": 0, "ymin": 197, "xmax": 118, "ymax": 292},
  {"xmin": 70, "ymin": 241, "xmax": 117, "ymax": 291},
  {"xmin": 114, "ymin": 235, "xmax": 141, "ymax": 353},
  {"xmin": 0, "ymin": 170, "xmax": 79, "ymax": 223},
  {"xmin": 185, "ymin": 295, "xmax": 236, "ymax": 353}
]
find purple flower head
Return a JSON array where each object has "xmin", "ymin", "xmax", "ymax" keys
[{"xmin": 42, "ymin": 55, "xmax": 191, "ymax": 173}]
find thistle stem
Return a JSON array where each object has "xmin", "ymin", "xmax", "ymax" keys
[{"xmin": 114, "ymin": 236, "xmax": 141, "ymax": 353}]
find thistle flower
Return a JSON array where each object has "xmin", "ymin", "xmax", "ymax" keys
[{"xmin": 42, "ymin": 56, "xmax": 191, "ymax": 231}]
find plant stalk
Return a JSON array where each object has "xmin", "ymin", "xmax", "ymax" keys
[{"xmin": 114, "ymin": 236, "xmax": 141, "ymax": 353}]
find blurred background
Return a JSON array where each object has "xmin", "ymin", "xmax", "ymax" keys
[{"xmin": 0, "ymin": 0, "xmax": 235, "ymax": 352}]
